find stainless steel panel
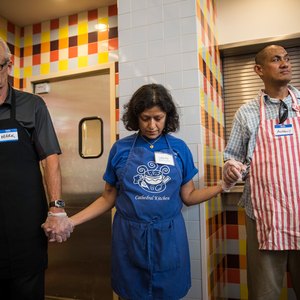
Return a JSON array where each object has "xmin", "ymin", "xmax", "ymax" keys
[{"xmin": 35, "ymin": 70, "xmax": 113, "ymax": 299}]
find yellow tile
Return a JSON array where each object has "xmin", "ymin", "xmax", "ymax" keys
[
  {"xmin": 240, "ymin": 283, "xmax": 248, "ymax": 299},
  {"xmin": 24, "ymin": 66, "xmax": 32, "ymax": 78},
  {"xmin": 58, "ymin": 59, "xmax": 68, "ymax": 71},
  {"xmin": 78, "ymin": 23, "xmax": 88, "ymax": 35},
  {"xmin": 78, "ymin": 56, "xmax": 88, "ymax": 68},
  {"xmin": 59, "ymin": 26, "xmax": 69, "ymax": 39},
  {"xmin": 98, "ymin": 52, "xmax": 108, "ymax": 64},
  {"xmin": 239, "ymin": 239, "xmax": 247, "ymax": 255},
  {"xmin": 41, "ymin": 32, "xmax": 51, "ymax": 44},
  {"xmin": 41, "ymin": 63, "xmax": 50, "ymax": 75}
]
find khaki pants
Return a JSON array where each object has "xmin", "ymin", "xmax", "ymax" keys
[{"xmin": 246, "ymin": 215, "xmax": 300, "ymax": 300}]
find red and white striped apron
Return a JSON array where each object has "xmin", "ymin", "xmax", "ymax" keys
[{"xmin": 250, "ymin": 90, "xmax": 300, "ymax": 250}]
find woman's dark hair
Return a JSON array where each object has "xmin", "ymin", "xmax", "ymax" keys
[{"xmin": 122, "ymin": 83, "xmax": 179, "ymax": 133}]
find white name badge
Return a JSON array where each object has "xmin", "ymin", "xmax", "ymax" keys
[
  {"xmin": 274, "ymin": 124, "xmax": 293, "ymax": 137},
  {"xmin": 0, "ymin": 128, "xmax": 19, "ymax": 142},
  {"xmin": 154, "ymin": 152, "xmax": 174, "ymax": 166}
]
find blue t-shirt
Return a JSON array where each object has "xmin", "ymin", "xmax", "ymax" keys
[{"xmin": 103, "ymin": 133, "xmax": 198, "ymax": 187}]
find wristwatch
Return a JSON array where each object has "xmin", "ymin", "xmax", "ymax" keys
[{"xmin": 49, "ymin": 200, "xmax": 65, "ymax": 208}]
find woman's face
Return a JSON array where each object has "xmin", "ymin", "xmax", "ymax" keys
[{"xmin": 138, "ymin": 105, "xmax": 166, "ymax": 139}]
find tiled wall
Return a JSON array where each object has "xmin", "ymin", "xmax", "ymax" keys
[
  {"xmin": 118, "ymin": 0, "xmax": 225, "ymax": 299},
  {"xmin": 196, "ymin": 0, "xmax": 226, "ymax": 299},
  {"xmin": 0, "ymin": 4, "xmax": 118, "ymax": 91}
]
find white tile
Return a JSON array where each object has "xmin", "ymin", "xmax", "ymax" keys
[
  {"xmin": 117, "ymin": 0, "xmax": 131, "ymax": 14},
  {"xmin": 119, "ymin": 61, "xmax": 135, "ymax": 80},
  {"xmin": 180, "ymin": 0, "xmax": 196, "ymax": 18},
  {"xmin": 190, "ymin": 259, "xmax": 201, "ymax": 280},
  {"xmin": 181, "ymin": 51, "xmax": 198, "ymax": 71},
  {"xmin": 132, "ymin": 26, "xmax": 148, "ymax": 43},
  {"xmin": 118, "ymin": 13, "xmax": 132, "ymax": 30},
  {"xmin": 188, "ymin": 204, "xmax": 200, "ymax": 221},
  {"xmin": 148, "ymin": 39, "xmax": 165, "ymax": 58},
  {"xmin": 181, "ymin": 87, "xmax": 200, "ymax": 106},
  {"xmin": 164, "ymin": 37, "xmax": 181, "ymax": 55},
  {"xmin": 148, "ymin": 57, "xmax": 165, "ymax": 75},
  {"xmin": 189, "ymin": 239, "xmax": 201, "ymax": 260},
  {"xmin": 132, "ymin": 76, "xmax": 149, "ymax": 91},
  {"xmin": 147, "ymin": 0, "xmax": 162, "ymax": 8},
  {"xmin": 130, "ymin": 42, "xmax": 148, "ymax": 61},
  {"xmin": 132, "ymin": 60, "xmax": 148, "ymax": 77},
  {"xmin": 165, "ymin": 71, "xmax": 182, "ymax": 90},
  {"xmin": 187, "ymin": 221, "xmax": 200, "ymax": 240},
  {"xmin": 118, "ymin": 29, "xmax": 133, "ymax": 47},
  {"xmin": 147, "ymin": 23, "xmax": 164, "ymax": 40},
  {"xmin": 182, "ymin": 69, "xmax": 199, "ymax": 88},
  {"xmin": 187, "ymin": 279, "xmax": 202, "ymax": 299},
  {"xmin": 108, "ymin": 15, "xmax": 118, "ymax": 28},
  {"xmin": 181, "ymin": 124, "xmax": 201, "ymax": 144},
  {"xmin": 182, "ymin": 34, "xmax": 198, "ymax": 52},
  {"xmin": 119, "ymin": 78, "xmax": 134, "ymax": 97},
  {"xmin": 149, "ymin": 74, "xmax": 165, "ymax": 85},
  {"xmin": 131, "ymin": 0, "xmax": 147, "ymax": 11},
  {"xmin": 147, "ymin": 5, "xmax": 164, "ymax": 25},
  {"xmin": 165, "ymin": 54, "xmax": 182, "ymax": 72},
  {"xmin": 181, "ymin": 105, "xmax": 200, "ymax": 125},
  {"xmin": 132, "ymin": 9, "xmax": 148, "ymax": 27},
  {"xmin": 164, "ymin": 19, "xmax": 181, "ymax": 38},
  {"xmin": 163, "ymin": 2, "xmax": 180, "ymax": 20},
  {"xmin": 181, "ymin": 16, "xmax": 197, "ymax": 35}
]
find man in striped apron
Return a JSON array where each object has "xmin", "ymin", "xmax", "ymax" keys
[{"xmin": 223, "ymin": 45, "xmax": 300, "ymax": 300}]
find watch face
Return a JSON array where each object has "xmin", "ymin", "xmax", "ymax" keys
[
  {"xmin": 50, "ymin": 200, "xmax": 65, "ymax": 208},
  {"xmin": 56, "ymin": 200, "xmax": 65, "ymax": 207}
]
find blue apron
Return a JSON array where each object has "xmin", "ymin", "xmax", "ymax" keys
[{"xmin": 111, "ymin": 134, "xmax": 191, "ymax": 300}]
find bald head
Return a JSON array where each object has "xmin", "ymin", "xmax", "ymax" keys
[{"xmin": 255, "ymin": 45, "xmax": 287, "ymax": 65}]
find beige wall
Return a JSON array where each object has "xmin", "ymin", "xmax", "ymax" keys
[{"xmin": 216, "ymin": 0, "xmax": 300, "ymax": 46}]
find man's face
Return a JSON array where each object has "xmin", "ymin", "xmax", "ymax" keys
[
  {"xmin": 255, "ymin": 46, "xmax": 292, "ymax": 86},
  {"xmin": 0, "ymin": 45, "xmax": 11, "ymax": 89}
]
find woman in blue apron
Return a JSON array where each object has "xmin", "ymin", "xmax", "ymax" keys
[{"xmin": 55, "ymin": 84, "xmax": 230, "ymax": 299}]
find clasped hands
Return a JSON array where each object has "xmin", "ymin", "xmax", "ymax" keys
[
  {"xmin": 42, "ymin": 213, "xmax": 74, "ymax": 243},
  {"xmin": 222, "ymin": 159, "xmax": 248, "ymax": 191}
]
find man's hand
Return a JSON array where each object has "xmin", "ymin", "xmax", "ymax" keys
[{"xmin": 42, "ymin": 213, "xmax": 74, "ymax": 243}]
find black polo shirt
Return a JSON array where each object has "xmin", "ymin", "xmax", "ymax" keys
[{"xmin": 0, "ymin": 85, "xmax": 61, "ymax": 160}]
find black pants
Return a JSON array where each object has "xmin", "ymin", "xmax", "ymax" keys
[{"xmin": 0, "ymin": 271, "xmax": 44, "ymax": 300}]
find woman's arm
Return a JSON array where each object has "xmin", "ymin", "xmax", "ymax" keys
[
  {"xmin": 70, "ymin": 182, "xmax": 117, "ymax": 226},
  {"xmin": 180, "ymin": 180, "xmax": 223, "ymax": 207}
]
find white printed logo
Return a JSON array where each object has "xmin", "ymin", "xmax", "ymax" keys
[{"xmin": 133, "ymin": 161, "xmax": 171, "ymax": 193}]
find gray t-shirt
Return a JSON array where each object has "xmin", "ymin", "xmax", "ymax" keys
[{"xmin": 0, "ymin": 85, "xmax": 61, "ymax": 160}]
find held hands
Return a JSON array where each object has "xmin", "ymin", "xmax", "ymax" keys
[
  {"xmin": 42, "ymin": 212, "xmax": 75, "ymax": 243},
  {"xmin": 222, "ymin": 159, "xmax": 248, "ymax": 191}
]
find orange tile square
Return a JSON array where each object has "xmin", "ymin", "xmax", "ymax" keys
[
  {"xmin": 24, "ymin": 46, "xmax": 32, "ymax": 57},
  {"xmin": 226, "ymin": 225, "xmax": 239, "ymax": 239},
  {"xmin": 50, "ymin": 50, "xmax": 59, "ymax": 62},
  {"xmin": 59, "ymin": 38, "xmax": 68, "ymax": 49},
  {"xmin": 32, "ymin": 54, "xmax": 41, "ymax": 65},
  {"xmin": 227, "ymin": 268, "xmax": 240, "ymax": 284},
  {"xmin": 78, "ymin": 34, "xmax": 88, "ymax": 45},
  {"xmin": 239, "ymin": 255, "xmax": 247, "ymax": 270},
  {"xmin": 109, "ymin": 38, "xmax": 118, "ymax": 50},
  {"xmin": 98, "ymin": 31, "xmax": 108, "ymax": 41},
  {"xmin": 88, "ymin": 42, "xmax": 98, "ymax": 55},
  {"xmin": 41, "ymin": 42, "xmax": 50, "ymax": 53},
  {"xmin": 69, "ymin": 47, "xmax": 78, "ymax": 58}
]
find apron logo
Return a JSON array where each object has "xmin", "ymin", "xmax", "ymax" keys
[{"xmin": 133, "ymin": 161, "xmax": 171, "ymax": 193}]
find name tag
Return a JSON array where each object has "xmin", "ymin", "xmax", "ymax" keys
[
  {"xmin": 0, "ymin": 128, "xmax": 19, "ymax": 142},
  {"xmin": 274, "ymin": 124, "xmax": 293, "ymax": 136},
  {"xmin": 154, "ymin": 152, "xmax": 174, "ymax": 166}
]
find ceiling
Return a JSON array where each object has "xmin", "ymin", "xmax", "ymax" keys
[{"xmin": 0, "ymin": 0, "xmax": 117, "ymax": 27}]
